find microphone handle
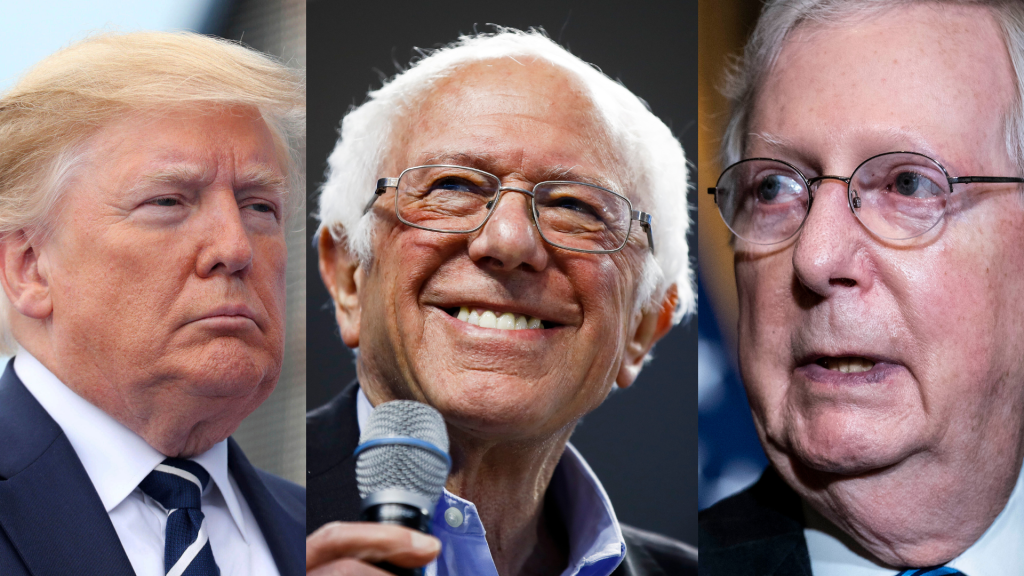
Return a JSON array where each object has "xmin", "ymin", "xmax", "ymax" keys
[{"xmin": 361, "ymin": 502, "xmax": 433, "ymax": 576}]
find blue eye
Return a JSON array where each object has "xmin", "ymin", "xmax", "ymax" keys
[
  {"xmin": 153, "ymin": 198, "xmax": 180, "ymax": 207},
  {"xmin": 888, "ymin": 170, "xmax": 944, "ymax": 198},
  {"xmin": 249, "ymin": 203, "xmax": 274, "ymax": 213}
]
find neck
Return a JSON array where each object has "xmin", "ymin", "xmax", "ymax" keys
[
  {"xmin": 782, "ymin": 446, "xmax": 1024, "ymax": 567},
  {"xmin": 446, "ymin": 426, "xmax": 572, "ymax": 576}
]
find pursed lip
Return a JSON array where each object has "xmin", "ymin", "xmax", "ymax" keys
[{"xmin": 190, "ymin": 304, "xmax": 258, "ymax": 327}]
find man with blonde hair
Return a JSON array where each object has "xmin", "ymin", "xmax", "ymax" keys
[{"xmin": 0, "ymin": 32, "xmax": 304, "ymax": 575}]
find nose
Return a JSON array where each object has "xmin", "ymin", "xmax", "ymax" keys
[
  {"xmin": 196, "ymin": 188, "xmax": 253, "ymax": 278},
  {"xmin": 791, "ymin": 179, "xmax": 872, "ymax": 297},
  {"xmin": 467, "ymin": 187, "xmax": 549, "ymax": 272}
]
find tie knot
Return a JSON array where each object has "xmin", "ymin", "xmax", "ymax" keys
[{"xmin": 139, "ymin": 458, "xmax": 210, "ymax": 511}]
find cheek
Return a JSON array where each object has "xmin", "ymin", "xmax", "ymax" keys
[{"xmin": 736, "ymin": 251, "xmax": 795, "ymax": 374}]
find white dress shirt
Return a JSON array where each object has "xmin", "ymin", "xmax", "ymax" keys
[
  {"xmin": 15, "ymin": 347, "xmax": 279, "ymax": 576},
  {"xmin": 804, "ymin": 461, "xmax": 1024, "ymax": 575},
  {"xmin": 356, "ymin": 387, "xmax": 628, "ymax": 576}
]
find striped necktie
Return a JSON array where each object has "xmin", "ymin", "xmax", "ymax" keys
[
  {"xmin": 139, "ymin": 458, "xmax": 221, "ymax": 576},
  {"xmin": 896, "ymin": 568, "xmax": 966, "ymax": 576}
]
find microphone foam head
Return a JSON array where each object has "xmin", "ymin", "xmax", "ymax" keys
[{"xmin": 356, "ymin": 400, "xmax": 450, "ymax": 505}]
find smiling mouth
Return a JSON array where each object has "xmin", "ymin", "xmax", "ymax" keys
[
  {"xmin": 446, "ymin": 306, "xmax": 551, "ymax": 330},
  {"xmin": 816, "ymin": 357, "xmax": 876, "ymax": 373}
]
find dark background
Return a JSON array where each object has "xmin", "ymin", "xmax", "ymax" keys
[{"xmin": 307, "ymin": 0, "xmax": 698, "ymax": 545}]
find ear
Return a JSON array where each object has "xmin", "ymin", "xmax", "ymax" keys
[
  {"xmin": 615, "ymin": 284, "xmax": 678, "ymax": 389},
  {"xmin": 318, "ymin": 229, "xmax": 363, "ymax": 348},
  {"xmin": 0, "ymin": 232, "xmax": 53, "ymax": 321}
]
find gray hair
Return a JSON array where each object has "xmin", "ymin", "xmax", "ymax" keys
[
  {"xmin": 317, "ymin": 28, "xmax": 695, "ymax": 324},
  {"xmin": 0, "ymin": 32, "xmax": 305, "ymax": 354},
  {"xmin": 722, "ymin": 0, "xmax": 1024, "ymax": 174}
]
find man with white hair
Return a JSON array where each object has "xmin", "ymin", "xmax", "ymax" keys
[
  {"xmin": 0, "ymin": 33, "xmax": 305, "ymax": 575},
  {"xmin": 701, "ymin": 0, "xmax": 1024, "ymax": 574},
  {"xmin": 306, "ymin": 29, "xmax": 697, "ymax": 576}
]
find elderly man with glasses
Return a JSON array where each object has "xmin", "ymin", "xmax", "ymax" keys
[
  {"xmin": 700, "ymin": 0, "xmax": 1024, "ymax": 574},
  {"xmin": 305, "ymin": 29, "xmax": 697, "ymax": 576}
]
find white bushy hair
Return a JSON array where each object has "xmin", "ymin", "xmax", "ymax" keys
[
  {"xmin": 317, "ymin": 27, "xmax": 695, "ymax": 323},
  {"xmin": 722, "ymin": 0, "xmax": 1024, "ymax": 177}
]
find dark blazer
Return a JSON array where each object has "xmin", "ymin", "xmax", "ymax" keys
[
  {"xmin": 307, "ymin": 382, "xmax": 697, "ymax": 576},
  {"xmin": 0, "ymin": 360, "xmax": 305, "ymax": 576},
  {"xmin": 698, "ymin": 467, "xmax": 812, "ymax": 576}
]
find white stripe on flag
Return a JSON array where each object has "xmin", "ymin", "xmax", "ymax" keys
[
  {"xmin": 155, "ymin": 464, "xmax": 204, "ymax": 492},
  {"xmin": 166, "ymin": 519, "xmax": 210, "ymax": 576}
]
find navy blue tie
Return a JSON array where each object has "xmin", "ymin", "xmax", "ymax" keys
[
  {"xmin": 139, "ymin": 458, "xmax": 221, "ymax": 576},
  {"xmin": 896, "ymin": 568, "xmax": 967, "ymax": 576}
]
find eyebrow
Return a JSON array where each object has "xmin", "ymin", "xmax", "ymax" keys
[
  {"xmin": 128, "ymin": 163, "xmax": 288, "ymax": 199},
  {"xmin": 748, "ymin": 128, "xmax": 952, "ymax": 171},
  {"xmin": 415, "ymin": 151, "xmax": 622, "ymax": 192}
]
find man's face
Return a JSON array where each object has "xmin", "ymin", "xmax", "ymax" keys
[
  {"xmin": 737, "ymin": 6, "xmax": 1024, "ymax": 488},
  {"xmin": 41, "ymin": 106, "xmax": 288, "ymax": 456},
  {"xmin": 343, "ymin": 60, "xmax": 650, "ymax": 441}
]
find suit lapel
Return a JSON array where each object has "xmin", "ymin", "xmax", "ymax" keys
[
  {"xmin": 228, "ymin": 438, "xmax": 304, "ymax": 576},
  {"xmin": 698, "ymin": 468, "xmax": 812, "ymax": 576},
  {"xmin": 0, "ymin": 361, "xmax": 135, "ymax": 576},
  {"xmin": 306, "ymin": 381, "xmax": 362, "ymax": 531}
]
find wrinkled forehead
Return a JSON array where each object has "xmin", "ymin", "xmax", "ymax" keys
[
  {"xmin": 750, "ymin": 3, "xmax": 1016, "ymax": 170},
  {"xmin": 383, "ymin": 58, "xmax": 632, "ymax": 194}
]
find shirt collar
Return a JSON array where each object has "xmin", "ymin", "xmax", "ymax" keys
[
  {"xmin": 804, "ymin": 460, "xmax": 1024, "ymax": 575},
  {"xmin": 356, "ymin": 387, "xmax": 626, "ymax": 576},
  {"xmin": 15, "ymin": 347, "xmax": 249, "ymax": 541}
]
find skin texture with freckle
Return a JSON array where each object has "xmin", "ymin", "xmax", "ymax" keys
[
  {"xmin": 735, "ymin": 5, "xmax": 1024, "ymax": 566},
  {"xmin": 3, "ymin": 106, "xmax": 288, "ymax": 458}
]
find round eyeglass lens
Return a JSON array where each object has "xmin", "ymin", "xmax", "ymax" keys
[
  {"xmin": 850, "ymin": 152, "xmax": 949, "ymax": 240},
  {"xmin": 715, "ymin": 158, "xmax": 808, "ymax": 244},
  {"xmin": 395, "ymin": 165, "xmax": 500, "ymax": 232},
  {"xmin": 533, "ymin": 182, "xmax": 632, "ymax": 252}
]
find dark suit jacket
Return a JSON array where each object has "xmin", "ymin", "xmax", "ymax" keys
[
  {"xmin": 698, "ymin": 467, "xmax": 812, "ymax": 576},
  {"xmin": 307, "ymin": 382, "xmax": 697, "ymax": 576},
  {"xmin": 0, "ymin": 360, "xmax": 305, "ymax": 576}
]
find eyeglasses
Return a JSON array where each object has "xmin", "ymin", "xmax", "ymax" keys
[
  {"xmin": 364, "ymin": 164, "xmax": 655, "ymax": 254},
  {"xmin": 707, "ymin": 151, "xmax": 1024, "ymax": 245}
]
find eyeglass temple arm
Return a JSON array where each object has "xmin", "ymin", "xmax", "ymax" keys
[
  {"xmin": 949, "ymin": 176, "xmax": 1024, "ymax": 184},
  {"xmin": 632, "ymin": 210, "xmax": 655, "ymax": 254},
  {"xmin": 364, "ymin": 177, "xmax": 399, "ymax": 214}
]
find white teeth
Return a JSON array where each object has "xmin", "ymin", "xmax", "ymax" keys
[
  {"xmin": 452, "ymin": 307, "xmax": 545, "ymax": 330},
  {"xmin": 497, "ymin": 312, "xmax": 516, "ymax": 330},
  {"xmin": 479, "ymin": 310, "xmax": 497, "ymax": 328},
  {"xmin": 822, "ymin": 357, "xmax": 875, "ymax": 373}
]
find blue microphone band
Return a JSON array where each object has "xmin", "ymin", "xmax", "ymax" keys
[{"xmin": 354, "ymin": 436, "xmax": 453, "ymax": 469}]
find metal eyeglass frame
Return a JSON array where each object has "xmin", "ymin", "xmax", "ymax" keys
[
  {"xmin": 363, "ymin": 164, "xmax": 655, "ymax": 254},
  {"xmin": 707, "ymin": 150, "xmax": 1024, "ymax": 244}
]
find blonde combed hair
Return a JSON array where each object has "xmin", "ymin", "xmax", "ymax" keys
[{"xmin": 0, "ymin": 31, "xmax": 306, "ymax": 354}]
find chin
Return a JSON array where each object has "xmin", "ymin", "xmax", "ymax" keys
[
  {"xmin": 781, "ymin": 411, "xmax": 918, "ymax": 476},
  {"xmin": 184, "ymin": 338, "xmax": 282, "ymax": 397},
  {"xmin": 427, "ymin": 374, "xmax": 577, "ymax": 440}
]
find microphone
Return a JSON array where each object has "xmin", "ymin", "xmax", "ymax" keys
[{"xmin": 355, "ymin": 400, "xmax": 451, "ymax": 576}]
